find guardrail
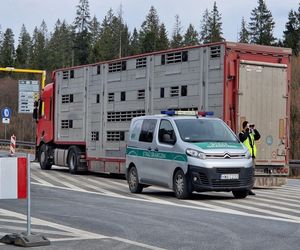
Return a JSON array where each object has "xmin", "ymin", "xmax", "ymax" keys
[{"xmin": 0, "ymin": 139, "xmax": 35, "ymax": 148}]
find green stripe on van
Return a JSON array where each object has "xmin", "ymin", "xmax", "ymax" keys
[
  {"xmin": 126, "ymin": 147, "xmax": 187, "ymax": 162},
  {"xmin": 193, "ymin": 142, "xmax": 243, "ymax": 149}
]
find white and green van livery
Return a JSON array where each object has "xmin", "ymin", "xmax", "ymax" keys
[{"xmin": 126, "ymin": 112, "xmax": 254, "ymax": 199}]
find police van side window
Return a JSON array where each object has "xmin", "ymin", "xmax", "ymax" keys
[
  {"xmin": 158, "ymin": 120, "xmax": 176, "ymax": 145},
  {"xmin": 139, "ymin": 119, "xmax": 157, "ymax": 143},
  {"xmin": 130, "ymin": 119, "xmax": 143, "ymax": 141}
]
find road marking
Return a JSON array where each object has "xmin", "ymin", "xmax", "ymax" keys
[
  {"xmin": 252, "ymin": 195, "xmax": 300, "ymax": 209},
  {"xmin": 237, "ymin": 198, "xmax": 300, "ymax": 214},
  {"xmin": 32, "ymin": 182, "xmax": 300, "ymax": 224},
  {"xmin": 29, "ymin": 166, "xmax": 300, "ymax": 224},
  {"xmin": 183, "ymin": 199, "xmax": 246, "ymax": 214},
  {"xmin": 0, "ymin": 226, "xmax": 75, "ymax": 236},
  {"xmin": 0, "ymin": 218, "xmax": 25, "ymax": 224},
  {"xmin": 0, "ymin": 208, "xmax": 166, "ymax": 249},
  {"xmin": 31, "ymin": 173, "xmax": 55, "ymax": 187},
  {"xmin": 37, "ymin": 170, "xmax": 86, "ymax": 191},
  {"xmin": 258, "ymin": 188, "xmax": 300, "ymax": 197},
  {"xmin": 254, "ymin": 191, "xmax": 300, "ymax": 204},
  {"xmin": 211, "ymin": 200, "xmax": 300, "ymax": 222},
  {"xmin": 112, "ymin": 237, "xmax": 166, "ymax": 250}
]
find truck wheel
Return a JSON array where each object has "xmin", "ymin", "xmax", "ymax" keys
[
  {"xmin": 173, "ymin": 169, "xmax": 191, "ymax": 199},
  {"xmin": 128, "ymin": 166, "xmax": 143, "ymax": 193},
  {"xmin": 232, "ymin": 190, "xmax": 248, "ymax": 199},
  {"xmin": 68, "ymin": 147, "xmax": 81, "ymax": 174},
  {"xmin": 39, "ymin": 144, "xmax": 52, "ymax": 170}
]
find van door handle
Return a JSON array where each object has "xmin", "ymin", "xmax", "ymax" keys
[
  {"xmin": 154, "ymin": 148, "xmax": 159, "ymax": 151},
  {"xmin": 147, "ymin": 147, "xmax": 152, "ymax": 151}
]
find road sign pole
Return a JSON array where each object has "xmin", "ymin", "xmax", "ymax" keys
[
  {"xmin": 4, "ymin": 124, "xmax": 6, "ymax": 140},
  {"xmin": 27, "ymin": 153, "xmax": 31, "ymax": 235}
]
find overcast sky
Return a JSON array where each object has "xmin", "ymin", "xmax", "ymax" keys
[{"xmin": 0, "ymin": 0, "xmax": 299, "ymax": 43}]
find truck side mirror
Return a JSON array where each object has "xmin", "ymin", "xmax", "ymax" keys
[{"xmin": 33, "ymin": 101, "xmax": 38, "ymax": 121}]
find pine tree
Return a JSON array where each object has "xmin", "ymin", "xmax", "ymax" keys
[
  {"xmin": 200, "ymin": 9, "xmax": 210, "ymax": 44},
  {"xmin": 91, "ymin": 8, "xmax": 130, "ymax": 61},
  {"xmin": 208, "ymin": 1, "xmax": 224, "ymax": 43},
  {"xmin": 129, "ymin": 28, "xmax": 140, "ymax": 55},
  {"xmin": 30, "ymin": 21, "xmax": 49, "ymax": 69},
  {"xmin": 139, "ymin": 6, "xmax": 160, "ymax": 53},
  {"xmin": 239, "ymin": 17, "xmax": 249, "ymax": 43},
  {"xmin": 73, "ymin": 0, "xmax": 91, "ymax": 65},
  {"xmin": 89, "ymin": 16, "xmax": 100, "ymax": 47},
  {"xmin": 283, "ymin": 10, "xmax": 300, "ymax": 55},
  {"xmin": 48, "ymin": 19, "xmax": 74, "ymax": 69},
  {"xmin": 157, "ymin": 23, "xmax": 169, "ymax": 51},
  {"xmin": 74, "ymin": 0, "xmax": 91, "ymax": 32},
  {"xmin": 15, "ymin": 24, "xmax": 32, "ymax": 67},
  {"xmin": 0, "ymin": 25, "xmax": 3, "ymax": 62},
  {"xmin": 249, "ymin": 0, "xmax": 275, "ymax": 45},
  {"xmin": 92, "ymin": 9, "xmax": 115, "ymax": 61},
  {"xmin": 183, "ymin": 24, "xmax": 199, "ymax": 46},
  {"xmin": 0, "ymin": 28, "xmax": 15, "ymax": 67},
  {"xmin": 170, "ymin": 15, "xmax": 183, "ymax": 48}
]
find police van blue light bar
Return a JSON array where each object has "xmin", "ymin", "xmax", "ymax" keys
[
  {"xmin": 161, "ymin": 110, "xmax": 197, "ymax": 116},
  {"xmin": 161, "ymin": 110, "xmax": 214, "ymax": 116}
]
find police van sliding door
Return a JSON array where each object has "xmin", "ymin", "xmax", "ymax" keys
[{"xmin": 238, "ymin": 61, "xmax": 288, "ymax": 166}]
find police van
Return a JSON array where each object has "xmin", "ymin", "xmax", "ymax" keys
[{"xmin": 126, "ymin": 111, "xmax": 254, "ymax": 199}]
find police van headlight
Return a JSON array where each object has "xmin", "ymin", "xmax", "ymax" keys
[
  {"xmin": 186, "ymin": 149, "xmax": 206, "ymax": 160},
  {"xmin": 245, "ymin": 150, "xmax": 251, "ymax": 159}
]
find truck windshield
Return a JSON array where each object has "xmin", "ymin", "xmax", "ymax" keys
[{"xmin": 175, "ymin": 119, "xmax": 239, "ymax": 143}]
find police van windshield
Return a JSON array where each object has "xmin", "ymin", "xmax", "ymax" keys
[{"xmin": 175, "ymin": 119, "xmax": 239, "ymax": 143}]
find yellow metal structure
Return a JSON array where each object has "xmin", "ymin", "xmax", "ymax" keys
[{"xmin": 0, "ymin": 67, "xmax": 46, "ymax": 89}]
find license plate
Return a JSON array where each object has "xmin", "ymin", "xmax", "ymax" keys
[{"xmin": 220, "ymin": 174, "xmax": 239, "ymax": 180}]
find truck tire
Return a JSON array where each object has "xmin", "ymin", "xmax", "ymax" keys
[
  {"xmin": 232, "ymin": 190, "xmax": 248, "ymax": 199},
  {"xmin": 173, "ymin": 169, "xmax": 191, "ymax": 199},
  {"xmin": 39, "ymin": 144, "xmax": 52, "ymax": 170},
  {"xmin": 128, "ymin": 166, "xmax": 143, "ymax": 193},
  {"xmin": 68, "ymin": 146, "xmax": 81, "ymax": 174}
]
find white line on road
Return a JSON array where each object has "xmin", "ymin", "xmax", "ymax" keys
[
  {"xmin": 37, "ymin": 170, "xmax": 86, "ymax": 191},
  {"xmin": 0, "ymin": 208, "xmax": 166, "ymax": 249},
  {"xmin": 211, "ymin": 199, "xmax": 300, "ymax": 222},
  {"xmin": 31, "ymin": 173, "xmax": 55, "ymax": 187},
  {"xmin": 32, "ymin": 182, "xmax": 300, "ymax": 224}
]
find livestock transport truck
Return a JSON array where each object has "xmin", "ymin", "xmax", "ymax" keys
[{"xmin": 34, "ymin": 42, "xmax": 291, "ymax": 187}]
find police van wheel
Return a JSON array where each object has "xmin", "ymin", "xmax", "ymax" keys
[
  {"xmin": 128, "ymin": 166, "xmax": 143, "ymax": 193},
  {"xmin": 39, "ymin": 144, "xmax": 52, "ymax": 170},
  {"xmin": 232, "ymin": 190, "xmax": 248, "ymax": 199},
  {"xmin": 173, "ymin": 169, "xmax": 191, "ymax": 199}
]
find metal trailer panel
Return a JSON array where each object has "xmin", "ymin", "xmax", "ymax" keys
[
  {"xmin": 54, "ymin": 68, "xmax": 87, "ymax": 143},
  {"xmin": 238, "ymin": 61, "xmax": 288, "ymax": 166}
]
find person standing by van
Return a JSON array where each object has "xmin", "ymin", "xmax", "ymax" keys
[{"xmin": 239, "ymin": 121, "xmax": 261, "ymax": 195}]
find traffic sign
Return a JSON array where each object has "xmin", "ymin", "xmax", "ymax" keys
[
  {"xmin": 2, "ymin": 118, "xmax": 10, "ymax": 124},
  {"xmin": 1, "ymin": 107, "xmax": 11, "ymax": 119},
  {"xmin": 18, "ymin": 80, "xmax": 40, "ymax": 114}
]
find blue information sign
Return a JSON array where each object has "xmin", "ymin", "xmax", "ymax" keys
[{"xmin": 1, "ymin": 107, "xmax": 11, "ymax": 119}]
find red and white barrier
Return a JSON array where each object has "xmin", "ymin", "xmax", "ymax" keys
[
  {"xmin": 10, "ymin": 135, "xmax": 16, "ymax": 156},
  {"xmin": 0, "ymin": 157, "xmax": 27, "ymax": 199}
]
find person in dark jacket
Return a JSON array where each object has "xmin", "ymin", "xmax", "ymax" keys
[{"xmin": 239, "ymin": 121, "xmax": 261, "ymax": 195}]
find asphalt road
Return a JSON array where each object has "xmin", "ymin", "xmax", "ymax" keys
[{"xmin": 0, "ymin": 162, "xmax": 300, "ymax": 250}]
